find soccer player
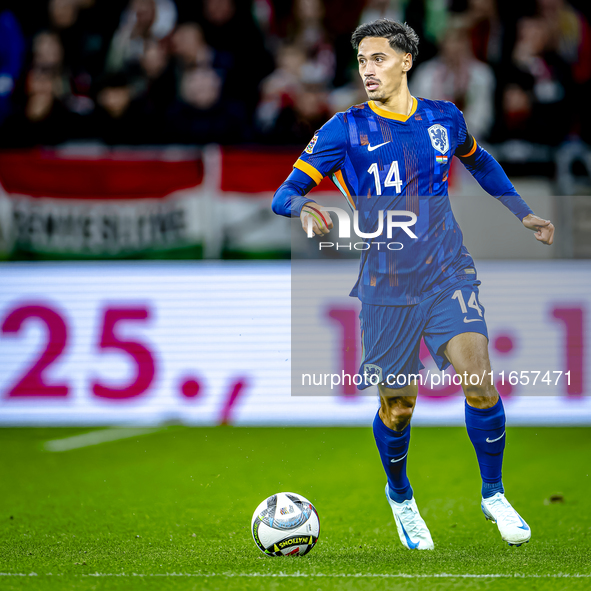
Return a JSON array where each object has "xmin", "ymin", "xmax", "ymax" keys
[{"xmin": 272, "ymin": 19, "xmax": 554, "ymax": 550}]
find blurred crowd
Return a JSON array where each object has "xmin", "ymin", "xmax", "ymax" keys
[{"xmin": 0, "ymin": 0, "xmax": 590, "ymax": 149}]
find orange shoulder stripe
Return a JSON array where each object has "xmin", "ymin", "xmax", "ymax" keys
[{"xmin": 294, "ymin": 159, "xmax": 323, "ymax": 185}]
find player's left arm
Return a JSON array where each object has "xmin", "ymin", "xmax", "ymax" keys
[{"xmin": 453, "ymin": 113, "xmax": 554, "ymax": 245}]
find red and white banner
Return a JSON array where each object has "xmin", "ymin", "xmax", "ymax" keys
[
  {"xmin": 0, "ymin": 147, "xmax": 205, "ymax": 257},
  {"xmin": 0, "ymin": 261, "xmax": 590, "ymax": 426}
]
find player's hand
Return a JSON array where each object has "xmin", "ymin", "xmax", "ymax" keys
[
  {"xmin": 301, "ymin": 203, "xmax": 333, "ymax": 236},
  {"xmin": 522, "ymin": 214, "xmax": 554, "ymax": 245}
]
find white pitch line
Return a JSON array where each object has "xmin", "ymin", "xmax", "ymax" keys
[
  {"xmin": 1, "ymin": 573, "xmax": 590, "ymax": 578},
  {"xmin": 43, "ymin": 427, "xmax": 165, "ymax": 452}
]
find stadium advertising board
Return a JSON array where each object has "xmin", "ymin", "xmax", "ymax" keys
[{"xmin": 0, "ymin": 261, "xmax": 589, "ymax": 426}]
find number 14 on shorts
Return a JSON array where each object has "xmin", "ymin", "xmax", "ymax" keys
[{"xmin": 452, "ymin": 289, "xmax": 483, "ymax": 322}]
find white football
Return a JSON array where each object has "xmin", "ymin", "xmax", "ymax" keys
[{"xmin": 251, "ymin": 492, "xmax": 320, "ymax": 556}]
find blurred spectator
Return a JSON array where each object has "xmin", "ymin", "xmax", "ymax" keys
[
  {"xmin": 106, "ymin": 0, "xmax": 177, "ymax": 73},
  {"xmin": 252, "ymin": 0, "xmax": 275, "ymax": 38},
  {"xmin": 328, "ymin": 65, "xmax": 367, "ymax": 113},
  {"xmin": 141, "ymin": 38, "xmax": 167, "ymax": 79},
  {"xmin": 31, "ymin": 31, "xmax": 69, "ymax": 101},
  {"xmin": 492, "ymin": 16, "xmax": 573, "ymax": 145},
  {"xmin": 319, "ymin": 0, "xmax": 364, "ymax": 87},
  {"xmin": 358, "ymin": 0, "xmax": 448, "ymax": 48},
  {"xmin": 411, "ymin": 19, "xmax": 496, "ymax": 139},
  {"xmin": 135, "ymin": 38, "xmax": 176, "ymax": 113},
  {"xmin": 502, "ymin": 82, "xmax": 533, "ymax": 135},
  {"xmin": 164, "ymin": 67, "xmax": 248, "ymax": 144},
  {"xmin": 359, "ymin": 0, "xmax": 406, "ymax": 24},
  {"xmin": 537, "ymin": 0, "xmax": 591, "ymax": 143},
  {"xmin": 48, "ymin": 0, "xmax": 79, "ymax": 31},
  {"xmin": 32, "ymin": 31, "xmax": 64, "ymax": 71},
  {"xmin": 254, "ymin": 0, "xmax": 335, "ymax": 144},
  {"xmin": 40, "ymin": 0, "xmax": 125, "ymax": 98},
  {"xmin": 171, "ymin": 22, "xmax": 213, "ymax": 70},
  {"xmin": 512, "ymin": 16, "xmax": 573, "ymax": 135},
  {"xmin": 463, "ymin": 0, "xmax": 505, "ymax": 64},
  {"xmin": 170, "ymin": 21, "xmax": 234, "ymax": 78},
  {"xmin": 191, "ymin": 0, "xmax": 274, "ymax": 114},
  {"xmin": 287, "ymin": 0, "xmax": 336, "ymax": 85},
  {"xmin": 46, "ymin": 0, "xmax": 85, "ymax": 81},
  {"xmin": 537, "ymin": 0, "xmax": 591, "ymax": 85},
  {"xmin": 0, "ymin": 2, "xmax": 25, "ymax": 125},
  {"xmin": 257, "ymin": 82, "xmax": 330, "ymax": 145},
  {"xmin": 198, "ymin": 0, "xmax": 267, "ymax": 61},
  {"xmin": 255, "ymin": 44, "xmax": 306, "ymax": 134},
  {"xmin": 30, "ymin": 31, "xmax": 92, "ymax": 115},
  {"xmin": 0, "ymin": 66, "xmax": 78, "ymax": 147},
  {"xmin": 84, "ymin": 72, "xmax": 155, "ymax": 144}
]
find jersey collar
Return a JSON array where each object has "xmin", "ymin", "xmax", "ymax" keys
[{"xmin": 368, "ymin": 96, "xmax": 417, "ymax": 122}]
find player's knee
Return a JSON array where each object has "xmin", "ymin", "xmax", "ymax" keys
[
  {"xmin": 393, "ymin": 403, "xmax": 415, "ymax": 424},
  {"xmin": 379, "ymin": 395, "xmax": 416, "ymax": 430},
  {"xmin": 464, "ymin": 382, "xmax": 498, "ymax": 409}
]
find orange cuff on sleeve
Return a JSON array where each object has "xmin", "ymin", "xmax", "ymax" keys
[{"xmin": 294, "ymin": 159, "xmax": 323, "ymax": 185}]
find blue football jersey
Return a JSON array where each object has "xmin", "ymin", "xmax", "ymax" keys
[{"xmin": 295, "ymin": 97, "xmax": 479, "ymax": 306}]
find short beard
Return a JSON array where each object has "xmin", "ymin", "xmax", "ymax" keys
[{"xmin": 366, "ymin": 89, "xmax": 386, "ymax": 101}]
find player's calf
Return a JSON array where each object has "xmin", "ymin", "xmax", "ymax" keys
[{"xmin": 465, "ymin": 396, "xmax": 506, "ymax": 498}]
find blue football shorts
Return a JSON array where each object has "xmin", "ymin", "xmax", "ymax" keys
[{"xmin": 358, "ymin": 279, "xmax": 488, "ymax": 390}]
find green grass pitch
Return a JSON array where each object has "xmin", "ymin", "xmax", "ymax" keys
[{"xmin": 1, "ymin": 425, "xmax": 590, "ymax": 590}]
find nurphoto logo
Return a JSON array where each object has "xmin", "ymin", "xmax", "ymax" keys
[{"xmin": 306, "ymin": 206, "xmax": 418, "ymax": 251}]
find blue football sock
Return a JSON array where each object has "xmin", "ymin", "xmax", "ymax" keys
[
  {"xmin": 373, "ymin": 410, "xmax": 413, "ymax": 503},
  {"xmin": 465, "ymin": 397, "xmax": 506, "ymax": 498}
]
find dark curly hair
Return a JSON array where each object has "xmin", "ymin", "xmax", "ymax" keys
[{"xmin": 351, "ymin": 19, "xmax": 419, "ymax": 61}]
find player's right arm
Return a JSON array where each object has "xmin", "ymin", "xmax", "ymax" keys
[{"xmin": 271, "ymin": 114, "xmax": 348, "ymax": 235}]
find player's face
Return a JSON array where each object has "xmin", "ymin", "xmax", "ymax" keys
[{"xmin": 357, "ymin": 37, "xmax": 411, "ymax": 101}]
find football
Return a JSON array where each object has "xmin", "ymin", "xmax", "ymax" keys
[{"xmin": 251, "ymin": 492, "xmax": 320, "ymax": 556}]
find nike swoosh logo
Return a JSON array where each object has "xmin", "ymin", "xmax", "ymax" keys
[
  {"xmin": 390, "ymin": 452, "xmax": 408, "ymax": 463},
  {"xmin": 464, "ymin": 318, "xmax": 483, "ymax": 323},
  {"xmin": 486, "ymin": 431, "xmax": 505, "ymax": 443},
  {"xmin": 397, "ymin": 517, "xmax": 419, "ymax": 549},
  {"xmin": 517, "ymin": 515, "xmax": 530, "ymax": 531},
  {"xmin": 368, "ymin": 141, "xmax": 391, "ymax": 152}
]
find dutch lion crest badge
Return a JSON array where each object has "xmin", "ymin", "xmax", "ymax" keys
[
  {"xmin": 427, "ymin": 124, "xmax": 449, "ymax": 155},
  {"xmin": 363, "ymin": 363, "xmax": 383, "ymax": 385}
]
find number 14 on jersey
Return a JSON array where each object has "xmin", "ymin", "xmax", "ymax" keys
[{"xmin": 368, "ymin": 161, "xmax": 403, "ymax": 195}]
